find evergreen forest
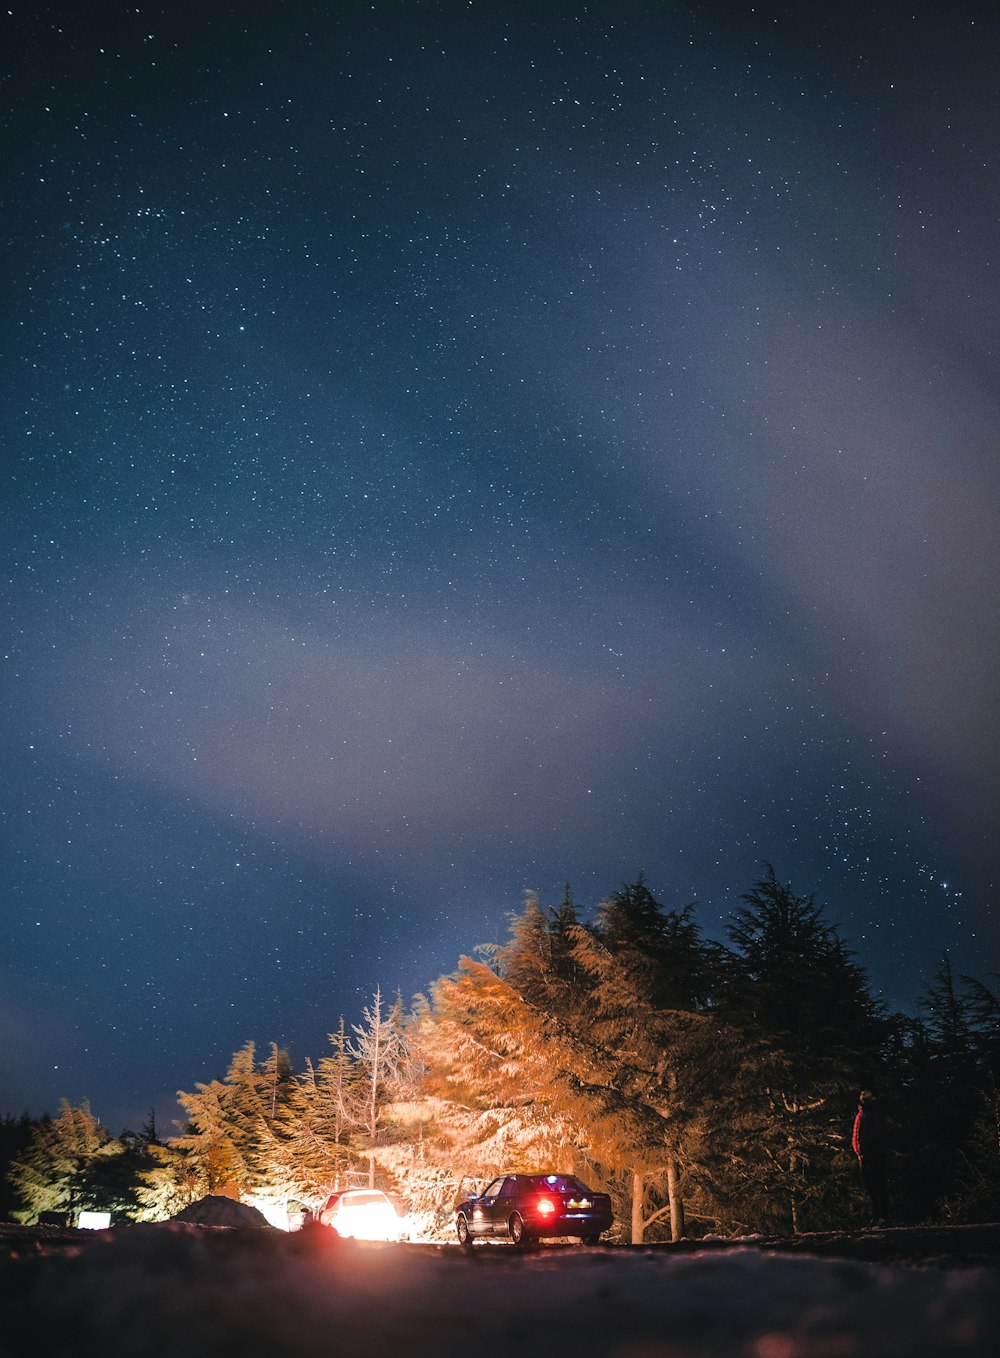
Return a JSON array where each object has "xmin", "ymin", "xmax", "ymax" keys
[{"xmin": 5, "ymin": 869, "xmax": 999, "ymax": 1240}]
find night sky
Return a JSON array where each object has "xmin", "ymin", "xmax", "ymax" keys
[{"xmin": 3, "ymin": 1, "xmax": 998, "ymax": 1137}]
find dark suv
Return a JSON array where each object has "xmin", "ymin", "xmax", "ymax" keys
[{"xmin": 455, "ymin": 1173, "xmax": 613, "ymax": 1246}]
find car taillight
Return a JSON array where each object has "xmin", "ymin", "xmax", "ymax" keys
[{"xmin": 536, "ymin": 1197, "xmax": 556, "ymax": 1216}]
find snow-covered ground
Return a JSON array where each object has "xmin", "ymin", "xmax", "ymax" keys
[{"xmin": 4, "ymin": 1219, "xmax": 998, "ymax": 1358}]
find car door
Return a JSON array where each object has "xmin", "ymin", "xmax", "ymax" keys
[
  {"xmin": 495, "ymin": 1176, "xmax": 520, "ymax": 1235},
  {"xmin": 319, "ymin": 1192, "xmax": 342, "ymax": 1227},
  {"xmin": 475, "ymin": 1177, "xmax": 507, "ymax": 1235}
]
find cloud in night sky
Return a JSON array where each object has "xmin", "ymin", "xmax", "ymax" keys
[{"xmin": 2, "ymin": 0, "xmax": 997, "ymax": 1133}]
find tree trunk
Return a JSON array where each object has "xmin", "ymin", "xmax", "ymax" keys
[
  {"xmin": 666, "ymin": 1158, "xmax": 685, "ymax": 1242},
  {"xmin": 631, "ymin": 1170, "xmax": 645, "ymax": 1244}
]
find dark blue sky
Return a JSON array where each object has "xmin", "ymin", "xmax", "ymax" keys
[{"xmin": 3, "ymin": 0, "xmax": 998, "ymax": 1135}]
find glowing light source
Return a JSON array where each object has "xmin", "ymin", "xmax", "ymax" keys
[
  {"xmin": 244, "ymin": 1197, "xmax": 293, "ymax": 1230},
  {"xmin": 323, "ymin": 1189, "xmax": 404, "ymax": 1241},
  {"xmin": 78, "ymin": 1211, "xmax": 111, "ymax": 1230}
]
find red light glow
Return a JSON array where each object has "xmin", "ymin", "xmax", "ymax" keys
[{"xmin": 536, "ymin": 1197, "xmax": 556, "ymax": 1215}]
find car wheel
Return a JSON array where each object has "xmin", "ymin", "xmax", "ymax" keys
[
  {"xmin": 456, "ymin": 1213, "xmax": 473, "ymax": 1247},
  {"xmin": 508, "ymin": 1211, "xmax": 529, "ymax": 1247},
  {"xmin": 581, "ymin": 1234, "xmax": 601, "ymax": 1246}
]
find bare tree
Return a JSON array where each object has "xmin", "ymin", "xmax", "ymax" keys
[{"xmin": 348, "ymin": 988, "xmax": 407, "ymax": 1186}]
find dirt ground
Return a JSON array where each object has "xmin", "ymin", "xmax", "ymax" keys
[
  {"xmin": 2, "ymin": 1220, "xmax": 997, "ymax": 1358},
  {"xmin": 4, "ymin": 1218, "xmax": 999, "ymax": 1266}
]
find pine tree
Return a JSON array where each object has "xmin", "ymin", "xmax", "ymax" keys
[
  {"xmin": 567, "ymin": 877, "xmax": 727, "ymax": 1241},
  {"xmin": 949, "ymin": 1074, "xmax": 1000, "ymax": 1222},
  {"xmin": 903, "ymin": 963, "xmax": 1000, "ymax": 1222},
  {"xmin": 134, "ymin": 1140, "xmax": 207, "ymax": 1219},
  {"xmin": 417, "ymin": 886, "xmax": 722, "ymax": 1242},
  {"xmin": 272, "ymin": 1020, "xmax": 360, "ymax": 1200},
  {"xmin": 416, "ymin": 955, "xmax": 591, "ymax": 1173},
  {"xmin": 720, "ymin": 866, "xmax": 887, "ymax": 1233},
  {"xmin": 8, "ymin": 1101, "xmax": 120, "ymax": 1224},
  {"xmin": 0, "ymin": 1114, "xmax": 36, "ymax": 1221},
  {"xmin": 963, "ymin": 973, "xmax": 1000, "ymax": 1070},
  {"xmin": 503, "ymin": 888, "xmax": 584, "ymax": 1014},
  {"xmin": 251, "ymin": 1042, "xmax": 296, "ymax": 1193},
  {"xmin": 175, "ymin": 1040, "xmax": 294, "ymax": 1203}
]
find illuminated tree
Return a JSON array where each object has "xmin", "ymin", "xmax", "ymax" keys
[
  {"xmin": 7, "ymin": 1100, "xmax": 120, "ymax": 1224},
  {"xmin": 348, "ymin": 987, "xmax": 407, "ymax": 1186},
  {"xmin": 417, "ymin": 954, "xmax": 597, "ymax": 1189},
  {"xmin": 273, "ymin": 1019, "xmax": 361, "ymax": 1198},
  {"xmin": 419, "ymin": 874, "xmax": 881, "ymax": 1240},
  {"xmin": 411, "ymin": 887, "xmax": 717, "ymax": 1242},
  {"xmin": 134, "ymin": 1140, "xmax": 208, "ymax": 1219},
  {"xmin": 554, "ymin": 879, "xmax": 727, "ymax": 1241},
  {"xmin": 175, "ymin": 1041, "xmax": 294, "ymax": 1201}
]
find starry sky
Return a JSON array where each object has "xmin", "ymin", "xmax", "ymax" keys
[{"xmin": 3, "ymin": 0, "xmax": 998, "ymax": 1136}]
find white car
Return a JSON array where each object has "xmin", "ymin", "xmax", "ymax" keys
[{"xmin": 318, "ymin": 1189, "xmax": 405, "ymax": 1241}]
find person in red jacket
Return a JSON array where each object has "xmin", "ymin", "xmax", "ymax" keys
[{"xmin": 852, "ymin": 1089, "xmax": 890, "ymax": 1226}]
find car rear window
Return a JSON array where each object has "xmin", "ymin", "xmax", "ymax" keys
[{"xmin": 527, "ymin": 1175, "xmax": 587, "ymax": 1193}]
